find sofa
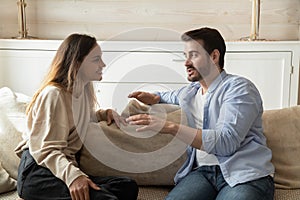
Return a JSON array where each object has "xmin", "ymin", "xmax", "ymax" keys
[{"xmin": 0, "ymin": 86, "xmax": 300, "ymax": 200}]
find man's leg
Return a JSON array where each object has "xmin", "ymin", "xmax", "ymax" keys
[
  {"xmin": 216, "ymin": 176, "xmax": 274, "ymax": 200},
  {"xmin": 165, "ymin": 166, "xmax": 218, "ymax": 200}
]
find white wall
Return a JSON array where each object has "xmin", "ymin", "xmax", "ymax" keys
[{"xmin": 0, "ymin": 0, "xmax": 299, "ymax": 41}]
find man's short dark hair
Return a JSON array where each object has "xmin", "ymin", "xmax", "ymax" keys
[{"xmin": 181, "ymin": 27, "xmax": 226, "ymax": 68}]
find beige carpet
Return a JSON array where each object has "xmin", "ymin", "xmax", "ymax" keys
[
  {"xmin": 138, "ymin": 186, "xmax": 171, "ymax": 200},
  {"xmin": 1, "ymin": 188, "xmax": 300, "ymax": 200},
  {"xmin": 0, "ymin": 190, "xmax": 18, "ymax": 200}
]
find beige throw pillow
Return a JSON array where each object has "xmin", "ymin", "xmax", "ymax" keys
[
  {"xmin": 262, "ymin": 106, "xmax": 300, "ymax": 189},
  {"xmin": 80, "ymin": 100, "xmax": 188, "ymax": 185}
]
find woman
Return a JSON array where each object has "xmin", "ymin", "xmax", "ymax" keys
[{"xmin": 15, "ymin": 33, "xmax": 138, "ymax": 200}]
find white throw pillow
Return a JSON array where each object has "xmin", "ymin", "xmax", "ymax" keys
[
  {"xmin": 0, "ymin": 87, "xmax": 30, "ymax": 193},
  {"xmin": 0, "ymin": 162, "xmax": 16, "ymax": 194}
]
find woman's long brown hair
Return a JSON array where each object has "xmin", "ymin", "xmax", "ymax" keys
[{"xmin": 26, "ymin": 33, "xmax": 98, "ymax": 114}]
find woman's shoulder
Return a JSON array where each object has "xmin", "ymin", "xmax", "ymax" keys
[
  {"xmin": 39, "ymin": 85, "xmax": 61, "ymax": 98},
  {"xmin": 38, "ymin": 85, "xmax": 70, "ymax": 103},
  {"xmin": 41, "ymin": 85, "xmax": 69, "ymax": 96}
]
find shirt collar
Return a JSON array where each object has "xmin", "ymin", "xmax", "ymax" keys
[
  {"xmin": 189, "ymin": 70, "xmax": 227, "ymax": 93},
  {"xmin": 207, "ymin": 70, "xmax": 228, "ymax": 93}
]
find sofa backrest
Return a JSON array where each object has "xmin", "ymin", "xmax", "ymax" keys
[{"xmin": 262, "ymin": 106, "xmax": 300, "ymax": 189}]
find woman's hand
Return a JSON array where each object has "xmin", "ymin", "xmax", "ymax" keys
[
  {"xmin": 69, "ymin": 175, "xmax": 100, "ymax": 200},
  {"xmin": 106, "ymin": 109, "xmax": 126, "ymax": 128}
]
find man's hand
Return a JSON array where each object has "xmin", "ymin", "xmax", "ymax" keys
[
  {"xmin": 128, "ymin": 91, "xmax": 160, "ymax": 105},
  {"xmin": 69, "ymin": 175, "xmax": 100, "ymax": 200},
  {"xmin": 126, "ymin": 114, "xmax": 201, "ymax": 148},
  {"xmin": 126, "ymin": 113, "xmax": 176, "ymax": 134}
]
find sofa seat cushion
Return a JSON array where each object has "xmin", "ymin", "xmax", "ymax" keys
[
  {"xmin": 274, "ymin": 189, "xmax": 300, "ymax": 200},
  {"xmin": 262, "ymin": 106, "xmax": 300, "ymax": 189}
]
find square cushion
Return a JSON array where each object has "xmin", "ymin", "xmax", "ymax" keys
[
  {"xmin": 80, "ymin": 100, "xmax": 188, "ymax": 185},
  {"xmin": 0, "ymin": 87, "xmax": 30, "ymax": 193},
  {"xmin": 262, "ymin": 106, "xmax": 300, "ymax": 189}
]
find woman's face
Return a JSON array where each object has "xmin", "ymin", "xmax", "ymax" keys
[{"xmin": 79, "ymin": 44, "xmax": 106, "ymax": 82}]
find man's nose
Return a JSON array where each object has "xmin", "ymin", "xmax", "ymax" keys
[{"xmin": 185, "ymin": 59, "xmax": 192, "ymax": 67}]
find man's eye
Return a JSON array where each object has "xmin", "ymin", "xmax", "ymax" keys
[{"xmin": 192, "ymin": 53, "xmax": 198, "ymax": 57}]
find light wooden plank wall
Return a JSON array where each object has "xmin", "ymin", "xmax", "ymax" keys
[{"xmin": 0, "ymin": 0, "xmax": 299, "ymax": 41}]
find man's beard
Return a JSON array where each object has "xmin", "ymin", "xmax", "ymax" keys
[
  {"xmin": 188, "ymin": 75, "xmax": 202, "ymax": 82},
  {"xmin": 187, "ymin": 66, "xmax": 202, "ymax": 82}
]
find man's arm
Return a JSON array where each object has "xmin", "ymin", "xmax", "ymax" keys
[
  {"xmin": 128, "ymin": 91, "xmax": 160, "ymax": 105},
  {"xmin": 128, "ymin": 85, "xmax": 187, "ymax": 106}
]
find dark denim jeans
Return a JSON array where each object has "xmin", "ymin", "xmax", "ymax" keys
[
  {"xmin": 166, "ymin": 166, "xmax": 274, "ymax": 200},
  {"xmin": 17, "ymin": 149, "xmax": 138, "ymax": 200}
]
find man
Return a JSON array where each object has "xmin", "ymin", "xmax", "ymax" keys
[{"xmin": 126, "ymin": 27, "xmax": 275, "ymax": 200}]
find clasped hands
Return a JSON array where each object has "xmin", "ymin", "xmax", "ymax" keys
[
  {"xmin": 106, "ymin": 106, "xmax": 171, "ymax": 134},
  {"xmin": 126, "ymin": 91, "xmax": 176, "ymax": 134},
  {"xmin": 104, "ymin": 91, "xmax": 174, "ymax": 134}
]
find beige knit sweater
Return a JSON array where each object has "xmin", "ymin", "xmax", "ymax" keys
[{"xmin": 15, "ymin": 85, "xmax": 106, "ymax": 187}]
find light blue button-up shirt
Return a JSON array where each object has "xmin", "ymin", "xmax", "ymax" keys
[{"xmin": 156, "ymin": 70, "xmax": 274, "ymax": 187}]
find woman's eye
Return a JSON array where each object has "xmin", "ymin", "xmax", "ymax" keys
[{"xmin": 93, "ymin": 58, "xmax": 100, "ymax": 63}]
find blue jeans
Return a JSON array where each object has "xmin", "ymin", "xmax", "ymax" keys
[{"xmin": 165, "ymin": 166, "xmax": 274, "ymax": 200}]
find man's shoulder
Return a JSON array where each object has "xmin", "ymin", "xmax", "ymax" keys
[
  {"xmin": 224, "ymin": 73, "xmax": 253, "ymax": 85},
  {"xmin": 223, "ymin": 73, "xmax": 260, "ymax": 95}
]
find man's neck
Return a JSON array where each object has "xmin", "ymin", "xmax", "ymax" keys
[{"xmin": 199, "ymin": 68, "xmax": 223, "ymax": 94}]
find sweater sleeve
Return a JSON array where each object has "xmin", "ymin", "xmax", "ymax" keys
[{"xmin": 28, "ymin": 88, "xmax": 87, "ymax": 187}]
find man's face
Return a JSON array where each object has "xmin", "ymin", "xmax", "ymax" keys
[{"xmin": 183, "ymin": 40, "xmax": 212, "ymax": 82}]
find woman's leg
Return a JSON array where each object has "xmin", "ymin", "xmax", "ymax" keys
[
  {"xmin": 90, "ymin": 176, "xmax": 139, "ymax": 200},
  {"xmin": 18, "ymin": 150, "xmax": 138, "ymax": 200},
  {"xmin": 17, "ymin": 149, "xmax": 71, "ymax": 200}
]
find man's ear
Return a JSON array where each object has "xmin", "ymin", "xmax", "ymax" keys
[{"xmin": 211, "ymin": 49, "xmax": 220, "ymax": 65}]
